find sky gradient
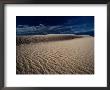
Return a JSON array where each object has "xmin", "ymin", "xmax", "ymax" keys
[{"xmin": 16, "ymin": 16, "xmax": 94, "ymax": 36}]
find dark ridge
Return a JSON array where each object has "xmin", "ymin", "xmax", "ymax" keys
[{"xmin": 16, "ymin": 35, "xmax": 83, "ymax": 45}]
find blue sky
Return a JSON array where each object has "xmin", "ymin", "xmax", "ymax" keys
[{"xmin": 16, "ymin": 16, "xmax": 94, "ymax": 36}]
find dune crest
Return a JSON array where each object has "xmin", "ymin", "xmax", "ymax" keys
[{"xmin": 16, "ymin": 34, "xmax": 90, "ymax": 45}]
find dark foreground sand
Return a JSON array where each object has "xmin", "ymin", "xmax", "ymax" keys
[{"xmin": 16, "ymin": 35, "xmax": 94, "ymax": 74}]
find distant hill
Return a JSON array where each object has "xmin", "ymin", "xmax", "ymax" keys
[{"xmin": 74, "ymin": 31, "xmax": 94, "ymax": 36}]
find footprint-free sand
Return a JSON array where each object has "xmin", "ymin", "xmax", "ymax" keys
[{"xmin": 16, "ymin": 35, "xmax": 94, "ymax": 74}]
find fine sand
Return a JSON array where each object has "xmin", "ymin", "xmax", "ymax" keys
[{"xmin": 16, "ymin": 35, "xmax": 94, "ymax": 74}]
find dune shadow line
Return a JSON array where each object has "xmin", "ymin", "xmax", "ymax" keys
[{"xmin": 16, "ymin": 35, "xmax": 83, "ymax": 45}]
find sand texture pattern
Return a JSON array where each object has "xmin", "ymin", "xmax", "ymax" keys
[{"xmin": 16, "ymin": 35, "xmax": 94, "ymax": 74}]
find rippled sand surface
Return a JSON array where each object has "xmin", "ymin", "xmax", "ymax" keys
[{"xmin": 16, "ymin": 35, "xmax": 94, "ymax": 74}]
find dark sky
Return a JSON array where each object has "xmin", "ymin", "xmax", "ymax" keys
[
  {"xmin": 16, "ymin": 16, "xmax": 94, "ymax": 36},
  {"xmin": 16, "ymin": 16, "xmax": 94, "ymax": 26}
]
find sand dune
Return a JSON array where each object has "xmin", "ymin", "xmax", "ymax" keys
[
  {"xmin": 16, "ymin": 35, "xmax": 94, "ymax": 74},
  {"xmin": 16, "ymin": 34, "xmax": 87, "ymax": 45}
]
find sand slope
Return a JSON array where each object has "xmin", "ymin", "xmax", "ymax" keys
[{"xmin": 16, "ymin": 35, "xmax": 94, "ymax": 74}]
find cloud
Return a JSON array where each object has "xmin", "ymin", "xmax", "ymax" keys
[{"xmin": 16, "ymin": 24, "xmax": 94, "ymax": 36}]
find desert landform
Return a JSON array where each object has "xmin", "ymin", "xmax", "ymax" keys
[{"xmin": 16, "ymin": 34, "xmax": 94, "ymax": 74}]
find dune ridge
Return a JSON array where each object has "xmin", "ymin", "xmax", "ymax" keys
[{"xmin": 16, "ymin": 34, "xmax": 90, "ymax": 45}]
